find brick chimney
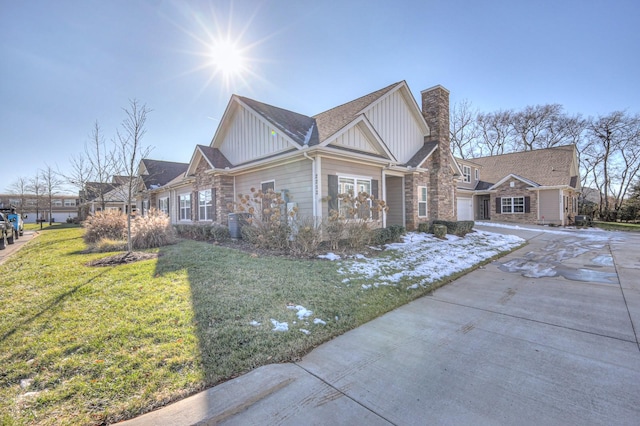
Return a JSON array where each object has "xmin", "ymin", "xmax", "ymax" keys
[{"xmin": 420, "ymin": 85, "xmax": 456, "ymax": 220}]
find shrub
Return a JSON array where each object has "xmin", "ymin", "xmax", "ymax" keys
[
  {"xmin": 344, "ymin": 220, "xmax": 372, "ymax": 250},
  {"xmin": 131, "ymin": 209, "xmax": 175, "ymax": 249},
  {"xmin": 83, "ymin": 210, "xmax": 127, "ymax": 244},
  {"xmin": 210, "ymin": 224, "xmax": 230, "ymax": 241},
  {"xmin": 289, "ymin": 217, "xmax": 322, "ymax": 257},
  {"xmin": 372, "ymin": 224, "xmax": 406, "ymax": 245},
  {"xmin": 430, "ymin": 220, "xmax": 475, "ymax": 236},
  {"xmin": 322, "ymin": 211, "xmax": 346, "ymax": 251},
  {"xmin": 432, "ymin": 224, "xmax": 447, "ymax": 239},
  {"xmin": 417, "ymin": 222, "xmax": 430, "ymax": 233}
]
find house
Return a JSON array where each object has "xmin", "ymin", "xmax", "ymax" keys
[
  {"xmin": 148, "ymin": 81, "xmax": 461, "ymax": 230},
  {"xmin": 455, "ymin": 145, "xmax": 581, "ymax": 226},
  {"xmin": 0, "ymin": 194, "xmax": 79, "ymax": 223}
]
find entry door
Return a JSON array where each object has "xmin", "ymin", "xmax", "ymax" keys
[{"xmin": 482, "ymin": 198, "xmax": 490, "ymax": 220}]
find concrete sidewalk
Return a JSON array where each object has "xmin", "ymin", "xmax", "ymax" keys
[{"xmin": 121, "ymin": 224, "xmax": 640, "ymax": 425}]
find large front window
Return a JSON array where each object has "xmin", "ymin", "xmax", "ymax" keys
[
  {"xmin": 338, "ymin": 177, "xmax": 371, "ymax": 218},
  {"xmin": 179, "ymin": 194, "xmax": 191, "ymax": 220},
  {"xmin": 501, "ymin": 197, "xmax": 524, "ymax": 213},
  {"xmin": 418, "ymin": 186, "xmax": 428, "ymax": 217},
  {"xmin": 199, "ymin": 189, "xmax": 213, "ymax": 221}
]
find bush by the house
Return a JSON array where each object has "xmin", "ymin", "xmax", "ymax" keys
[
  {"xmin": 432, "ymin": 224, "xmax": 447, "ymax": 239},
  {"xmin": 429, "ymin": 220, "xmax": 475, "ymax": 236},
  {"xmin": 83, "ymin": 209, "xmax": 176, "ymax": 251},
  {"xmin": 174, "ymin": 223, "xmax": 230, "ymax": 242},
  {"xmin": 83, "ymin": 210, "xmax": 127, "ymax": 244},
  {"xmin": 417, "ymin": 222, "xmax": 430, "ymax": 233},
  {"xmin": 372, "ymin": 224, "xmax": 406, "ymax": 245},
  {"xmin": 131, "ymin": 209, "xmax": 176, "ymax": 249},
  {"xmin": 289, "ymin": 217, "xmax": 323, "ymax": 257}
]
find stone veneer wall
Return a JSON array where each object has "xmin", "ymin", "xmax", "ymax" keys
[
  {"xmin": 192, "ymin": 159, "xmax": 234, "ymax": 225},
  {"xmin": 490, "ymin": 179, "xmax": 539, "ymax": 224},
  {"xmin": 420, "ymin": 86, "xmax": 457, "ymax": 222}
]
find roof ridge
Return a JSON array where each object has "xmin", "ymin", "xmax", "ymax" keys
[
  {"xmin": 312, "ymin": 81, "xmax": 403, "ymax": 118},
  {"xmin": 471, "ymin": 144, "xmax": 575, "ymax": 160}
]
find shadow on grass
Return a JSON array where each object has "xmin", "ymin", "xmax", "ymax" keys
[{"xmin": 0, "ymin": 269, "xmax": 109, "ymax": 344}]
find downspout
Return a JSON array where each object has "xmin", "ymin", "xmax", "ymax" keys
[{"xmin": 303, "ymin": 152, "xmax": 317, "ymax": 218}]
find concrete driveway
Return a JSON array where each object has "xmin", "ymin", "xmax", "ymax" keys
[{"xmin": 123, "ymin": 224, "xmax": 640, "ymax": 425}]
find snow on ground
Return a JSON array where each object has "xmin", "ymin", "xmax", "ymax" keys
[
  {"xmin": 336, "ymin": 230, "xmax": 525, "ymax": 290},
  {"xmin": 287, "ymin": 305, "xmax": 313, "ymax": 319},
  {"xmin": 318, "ymin": 253, "xmax": 341, "ymax": 261}
]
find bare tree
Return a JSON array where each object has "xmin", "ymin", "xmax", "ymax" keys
[
  {"xmin": 581, "ymin": 111, "xmax": 640, "ymax": 220},
  {"xmin": 40, "ymin": 165, "xmax": 65, "ymax": 225},
  {"xmin": 27, "ymin": 174, "xmax": 45, "ymax": 227},
  {"xmin": 450, "ymin": 99, "xmax": 480, "ymax": 159},
  {"xmin": 114, "ymin": 99, "xmax": 152, "ymax": 252},
  {"xmin": 63, "ymin": 152, "xmax": 94, "ymax": 220},
  {"xmin": 476, "ymin": 110, "xmax": 514, "ymax": 156},
  {"xmin": 85, "ymin": 121, "xmax": 117, "ymax": 212},
  {"xmin": 7, "ymin": 176, "xmax": 30, "ymax": 215}
]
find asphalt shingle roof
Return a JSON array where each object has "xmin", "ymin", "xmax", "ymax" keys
[
  {"xmin": 237, "ymin": 96, "xmax": 319, "ymax": 147},
  {"xmin": 197, "ymin": 145, "xmax": 233, "ymax": 169},
  {"xmin": 313, "ymin": 82, "xmax": 402, "ymax": 142},
  {"xmin": 470, "ymin": 145, "xmax": 577, "ymax": 187},
  {"xmin": 140, "ymin": 159, "xmax": 189, "ymax": 189}
]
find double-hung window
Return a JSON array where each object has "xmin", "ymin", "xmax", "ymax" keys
[
  {"xmin": 338, "ymin": 176, "xmax": 371, "ymax": 218},
  {"xmin": 179, "ymin": 194, "xmax": 191, "ymax": 221},
  {"xmin": 463, "ymin": 165, "xmax": 471, "ymax": 183},
  {"xmin": 159, "ymin": 197, "xmax": 169, "ymax": 215},
  {"xmin": 501, "ymin": 196, "xmax": 524, "ymax": 213},
  {"xmin": 418, "ymin": 186, "xmax": 428, "ymax": 217},
  {"xmin": 198, "ymin": 189, "xmax": 213, "ymax": 221}
]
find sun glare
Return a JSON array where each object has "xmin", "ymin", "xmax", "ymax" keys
[{"xmin": 209, "ymin": 39, "xmax": 245, "ymax": 76}]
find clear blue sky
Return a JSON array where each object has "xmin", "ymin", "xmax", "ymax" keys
[{"xmin": 1, "ymin": 0, "xmax": 638, "ymax": 194}]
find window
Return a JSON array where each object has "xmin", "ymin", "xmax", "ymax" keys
[
  {"xmin": 64, "ymin": 199, "xmax": 76, "ymax": 207},
  {"xmin": 501, "ymin": 197, "xmax": 525, "ymax": 214},
  {"xmin": 142, "ymin": 199, "xmax": 149, "ymax": 215},
  {"xmin": 9, "ymin": 199, "xmax": 20, "ymax": 205},
  {"xmin": 418, "ymin": 186, "xmax": 428, "ymax": 217},
  {"xmin": 159, "ymin": 197, "xmax": 169, "ymax": 215},
  {"xmin": 53, "ymin": 199, "xmax": 63, "ymax": 207},
  {"xmin": 338, "ymin": 176, "xmax": 371, "ymax": 218},
  {"xmin": 179, "ymin": 194, "xmax": 191, "ymax": 221},
  {"xmin": 198, "ymin": 189, "xmax": 213, "ymax": 221},
  {"xmin": 463, "ymin": 165, "xmax": 471, "ymax": 183},
  {"xmin": 26, "ymin": 199, "xmax": 37, "ymax": 206},
  {"xmin": 475, "ymin": 169, "xmax": 479, "ymax": 181}
]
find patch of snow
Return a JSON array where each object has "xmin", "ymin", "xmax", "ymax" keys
[
  {"xmin": 313, "ymin": 318, "xmax": 327, "ymax": 325},
  {"xmin": 287, "ymin": 305, "xmax": 313, "ymax": 319},
  {"xmin": 270, "ymin": 319, "xmax": 288, "ymax": 332},
  {"xmin": 318, "ymin": 252, "xmax": 341, "ymax": 261},
  {"xmin": 249, "ymin": 320, "xmax": 261, "ymax": 327},
  {"xmin": 303, "ymin": 123, "xmax": 315, "ymax": 145},
  {"xmin": 338, "ymin": 231, "xmax": 524, "ymax": 289},
  {"xmin": 300, "ymin": 328, "xmax": 310, "ymax": 335}
]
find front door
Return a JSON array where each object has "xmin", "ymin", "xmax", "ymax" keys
[{"xmin": 481, "ymin": 197, "xmax": 490, "ymax": 220}]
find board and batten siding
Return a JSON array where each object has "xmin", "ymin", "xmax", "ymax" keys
[
  {"xmin": 327, "ymin": 123, "xmax": 379, "ymax": 155},
  {"xmin": 364, "ymin": 90, "xmax": 425, "ymax": 164},
  {"xmin": 539, "ymin": 189, "xmax": 561, "ymax": 223},
  {"xmin": 233, "ymin": 160, "xmax": 314, "ymax": 218},
  {"xmin": 219, "ymin": 106, "xmax": 293, "ymax": 165}
]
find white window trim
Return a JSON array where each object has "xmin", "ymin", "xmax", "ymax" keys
[
  {"xmin": 179, "ymin": 193, "xmax": 191, "ymax": 221},
  {"xmin": 418, "ymin": 185, "xmax": 428, "ymax": 218},
  {"xmin": 463, "ymin": 165, "xmax": 471, "ymax": 183},
  {"xmin": 501, "ymin": 196, "xmax": 525, "ymax": 214},
  {"xmin": 198, "ymin": 189, "xmax": 213, "ymax": 221},
  {"xmin": 159, "ymin": 197, "xmax": 169, "ymax": 216},
  {"xmin": 338, "ymin": 175, "xmax": 373, "ymax": 219}
]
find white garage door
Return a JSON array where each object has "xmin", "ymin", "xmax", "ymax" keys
[{"xmin": 457, "ymin": 197, "xmax": 474, "ymax": 221}]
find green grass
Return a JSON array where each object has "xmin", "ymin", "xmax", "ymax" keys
[
  {"xmin": 593, "ymin": 221, "xmax": 640, "ymax": 232},
  {"xmin": 1, "ymin": 225, "xmax": 517, "ymax": 425}
]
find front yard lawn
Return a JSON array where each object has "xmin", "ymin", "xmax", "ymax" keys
[{"xmin": 0, "ymin": 225, "xmax": 523, "ymax": 425}]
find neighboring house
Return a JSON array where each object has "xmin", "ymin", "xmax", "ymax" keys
[
  {"xmin": 0, "ymin": 194, "xmax": 79, "ymax": 223},
  {"xmin": 455, "ymin": 145, "xmax": 581, "ymax": 226},
  {"xmin": 149, "ymin": 81, "xmax": 461, "ymax": 230},
  {"xmin": 135, "ymin": 159, "xmax": 189, "ymax": 215}
]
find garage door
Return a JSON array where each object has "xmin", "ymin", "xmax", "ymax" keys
[{"xmin": 457, "ymin": 197, "xmax": 474, "ymax": 220}]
